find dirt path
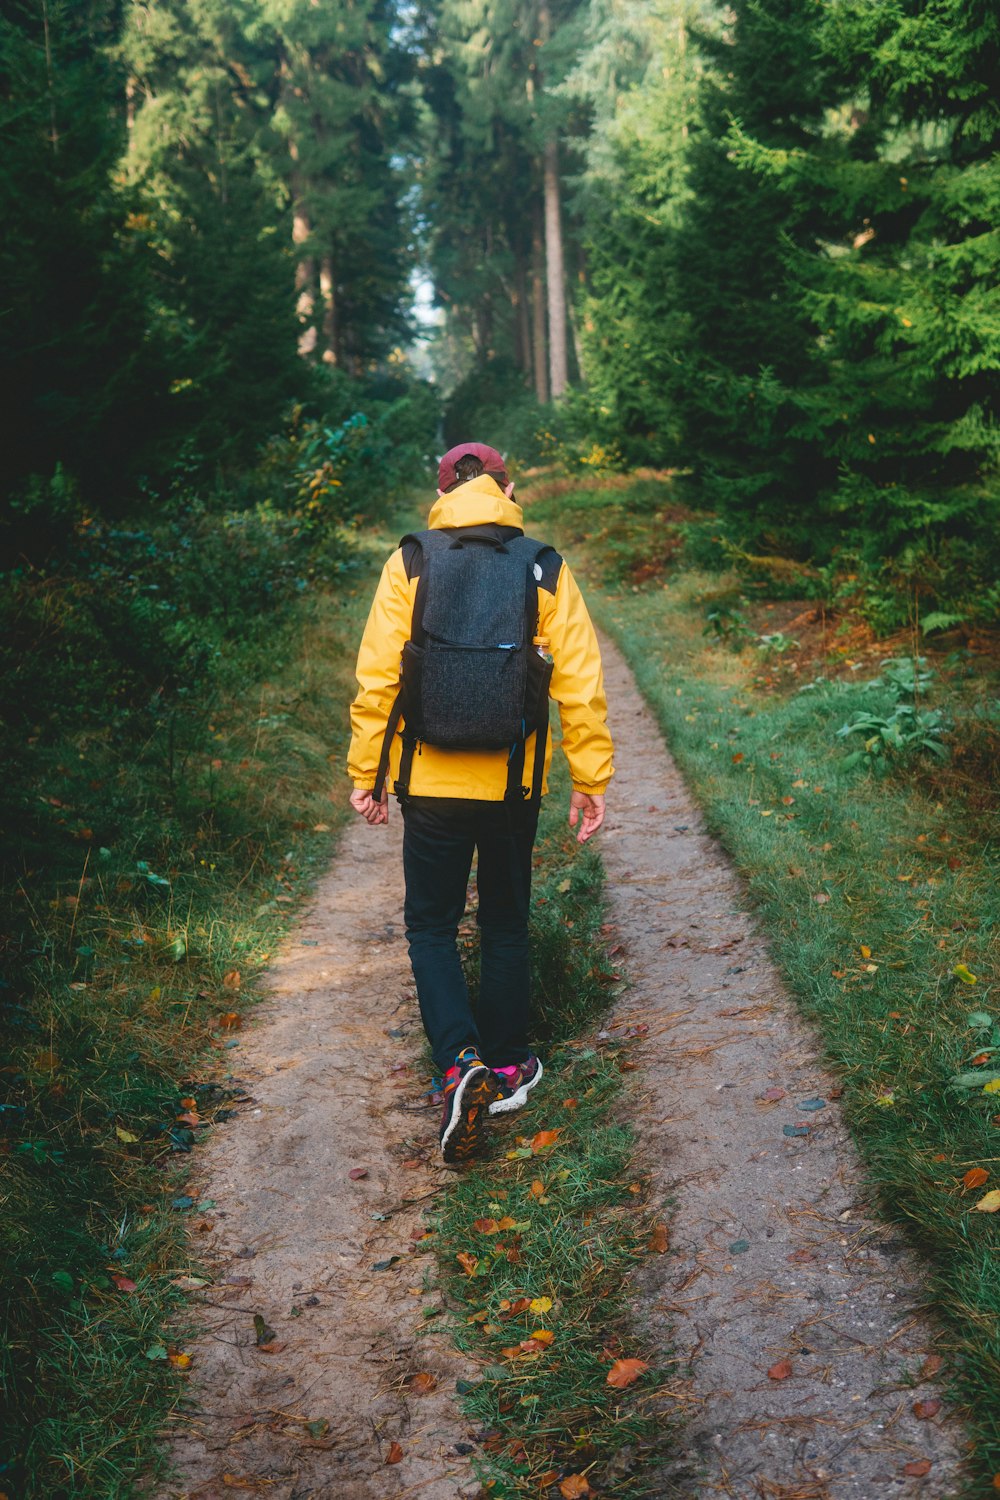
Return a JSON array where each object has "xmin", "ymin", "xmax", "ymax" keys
[
  {"xmin": 163, "ymin": 635, "xmax": 967, "ymax": 1500},
  {"xmin": 160, "ymin": 817, "xmax": 481, "ymax": 1499},
  {"xmin": 597, "ymin": 631, "xmax": 967, "ymax": 1497}
]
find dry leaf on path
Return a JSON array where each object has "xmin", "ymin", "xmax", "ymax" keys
[
  {"xmin": 920, "ymin": 1354, "xmax": 943, "ymax": 1379},
  {"xmin": 912, "ymin": 1398, "xmax": 942, "ymax": 1420},
  {"xmin": 767, "ymin": 1359, "xmax": 794, "ymax": 1381},
  {"xmin": 409, "ymin": 1372, "xmax": 438, "ymax": 1394},
  {"xmin": 902, "ymin": 1460, "xmax": 932, "ymax": 1477},
  {"xmin": 606, "ymin": 1357, "xmax": 648, "ymax": 1388},
  {"xmin": 559, "ymin": 1477, "xmax": 591, "ymax": 1498},
  {"xmin": 648, "ymin": 1223, "xmax": 669, "ymax": 1253},
  {"xmin": 348, "ymin": 1167, "xmax": 368, "ymax": 1180},
  {"xmin": 385, "ymin": 1442, "xmax": 404, "ymax": 1464}
]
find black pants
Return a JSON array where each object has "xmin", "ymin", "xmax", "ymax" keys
[{"xmin": 401, "ymin": 796, "xmax": 539, "ymax": 1074}]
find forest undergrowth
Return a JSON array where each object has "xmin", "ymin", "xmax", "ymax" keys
[{"xmin": 525, "ymin": 472, "xmax": 1000, "ymax": 1490}]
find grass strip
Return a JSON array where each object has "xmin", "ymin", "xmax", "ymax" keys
[
  {"xmin": 426, "ymin": 746, "xmax": 681, "ymax": 1499},
  {"xmin": 527, "ymin": 475, "xmax": 1000, "ymax": 1490},
  {"xmin": 0, "ymin": 530, "xmax": 390, "ymax": 1498}
]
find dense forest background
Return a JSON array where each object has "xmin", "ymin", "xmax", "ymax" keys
[{"xmin": 2, "ymin": 0, "xmax": 997, "ymax": 605}]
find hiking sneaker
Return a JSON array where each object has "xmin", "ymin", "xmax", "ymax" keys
[
  {"xmin": 488, "ymin": 1055, "xmax": 543, "ymax": 1115},
  {"xmin": 439, "ymin": 1047, "xmax": 500, "ymax": 1164}
]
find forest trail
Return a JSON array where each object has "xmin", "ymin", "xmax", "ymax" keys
[
  {"xmin": 162, "ymin": 638, "xmax": 967, "ymax": 1500},
  {"xmin": 597, "ymin": 632, "xmax": 967, "ymax": 1496}
]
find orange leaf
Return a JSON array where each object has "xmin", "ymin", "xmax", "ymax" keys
[
  {"xmin": 767, "ymin": 1359, "xmax": 793, "ymax": 1381},
  {"xmin": 409, "ymin": 1372, "xmax": 438, "ymax": 1394},
  {"xmin": 563, "ymin": 1097, "xmax": 578, "ymax": 1109},
  {"xmin": 168, "ymin": 1352, "xmax": 191, "ymax": 1369},
  {"xmin": 496, "ymin": 1216, "xmax": 518, "ymax": 1230},
  {"xmin": 473, "ymin": 1218, "xmax": 500, "ymax": 1234},
  {"xmin": 175, "ymin": 1111, "xmax": 199, "ymax": 1127},
  {"xmin": 529, "ymin": 1329, "xmax": 555, "ymax": 1345},
  {"xmin": 501, "ymin": 1345, "xmax": 524, "ymax": 1359},
  {"xmin": 455, "ymin": 1252, "xmax": 478, "ymax": 1276},
  {"xmin": 530, "ymin": 1179, "xmax": 546, "ymax": 1198},
  {"xmin": 731, "ymin": 752, "xmax": 744, "ymax": 764},
  {"xmin": 531, "ymin": 1129, "xmax": 563, "ymax": 1152},
  {"xmin": 912, "ymin": 1398, "xmax": 942, "ymax": 1420},
  {"xmin": 648, "ymin": 1223, "xmax": 669, "ymax": 1254},
  {"xmin": 920, "ymin": 1354, "xmax": 943, "ymax": 1378},
  {"xmin": 962, "ymin": 1167, "xmax": 989, "ymax": 1190},
  {"xmin": 385, "ymin": 1442, "xmax": 404, "ymax": 1464},
  {"xmin": 180, "ymin": 1097, "xmax": 197, "ymax": 1109},
  {"xmin": 606, "ymin": 1357, "xmax": 648, "ymax": 1389},
  {"xmin": 902, "ymin": 1460, "xmax": 932, "ymax": 1478},
  {"xmin": 559, "ymin": 1477, "xmax": 591, "ymax": 1499},
  {"xmin": 218, "ymin": 1011, "xmax": 241, "ymax": 1030},
  {"xmin": 223, "ymin": 969, "xmax": 241, "ymax": 990},
  {"xmin": 111, "ymin": 1274, "xmax": 138, "ymax": 1292}
]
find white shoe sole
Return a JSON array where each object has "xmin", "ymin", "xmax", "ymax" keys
[{"xmin": 488, "ymin": 1058, "xmax": 544, "ymax": 1115}]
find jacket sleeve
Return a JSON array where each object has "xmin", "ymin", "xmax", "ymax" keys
[
  {"xmin": 540, "ymin": 562, "xmax": 615, "ymax": 795},
  {"xmin": 347, "ymin": 550, "xmax": 413, "ymax": 789}
]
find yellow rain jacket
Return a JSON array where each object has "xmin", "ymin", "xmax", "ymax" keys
[{"xmin": 348, "ymin": 475, "xmax": 614, "ymax": 800}]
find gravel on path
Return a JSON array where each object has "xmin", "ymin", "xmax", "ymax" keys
[{"xmin": 597, "ymin": 629, "xmax": 968, "ymax": 1499}]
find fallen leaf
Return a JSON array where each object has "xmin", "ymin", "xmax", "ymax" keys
[
  {"xmin": 563, "ymin": 1097, "xmax": 578, "ymax": 1109},
  {"xmin": 529, "ymin": 1296, "xmax": 553, "ymax": 1314},
  {"xmin": 767, "ymin": 1359, "xmax": 793, "ymax": 1381},
  {"xmin": 253, "ymin": 1314, "xmax": 277, "ymax": 1347},
  {"xmin": 531, "ymin": 1129, "xmax": 563, "ymax": 1152},
  {"xmin": 409, "ymin": 1372, "xmax": 438, "ymax": 1393},
  {"xmin": 962, "ymin": 1167, "xmax": 989, "ymax": 1190},
  {"xmin": 530, "ymin": 1179, "xmax": 546, "ymax": 1198},
  {"xmin": 473, "ymin": 1217, "xmax": 500, "ymax": 1234},
  {"xmin": 813, "ymin": 892, "xmax": 830, "ymax": 905},
  {"xmin": 782, "ymin": 796, "xmax": 795, "ymax": 806},
  {"xmin": 860, "ymin": 944, "xmax": 872, "ymax": 959},
  {"xmin": 559, "ymin": 1478, "xmax": 590, "ymax": 1499},
  {"xmin": 557, "ymin": 878, "xmax": 571, "ymax": 893},
  {"xmin": 912, "ymin": 1398, "xmax": 942, "ymax": 1420},
  {"xmin": 953, "ymin": 964, "xmax": 978, "ymax": 985},
  {"xmin": 529, "ymin": 1329, "xmax": 555, "ymax": 1345},
  {"xmin": 111, "ymin": 1275, "xmax": 138, "ymax": 1292},
  {"xmin": 168, "ymin": 1352, "xmax": 192, "ymax": 1369},
  {"xmin": 348, "ymin": 1167, "xmax": 369, "ymax": 1181},
  {"xmin": 116, "ymin": 1127, "xmax": 139, "ymax": 1143},
  {"xmin": 223, "ymin": 969, "xmax": 241, "ymax": 989},
  {"xmin": 731, "ymin": 752, "xmax": 744, "ymax": 764},
  {"xmin": 257, "ymin": 1341, "xmax": 285, "ymax": 1353},
  {"xmin": 218, "ymin": 1011, "xmax": 241, "ymax": 1029},
  {"xmin": 787, "ymin": 1248, "xmax": 816, "ymax": 1264},
  {"xmin": 973, "ymin": 1190, "xmax": 1000, "ymax": 1213},
  {"xmin": 920, "ymin": 1354, "xmax": 943, "ymax": 1378},
  {"xmin": 456, "ymin": 1252, "xmax": 479, "ymax": 1275},
  {"xmin": 648, "ymin": 1223, "xmax": 669, "ymax": 1253},
  {"xmin": 758, "ymin": 1087, "xmax": 786, "ymax": 1103},
  {"xmin": 902, "ymin": 1460, "xmax": 932, "ymax": 1477},
  {"xmin": 385, "ymin": 1442, "xmax": 404, "ymax": 1464},
  {"xmin": 606, "ymin": 1357, "xmax": 648, "ymax": 1388},
  {"xmin": 175, "ymin": 1111, "xmax": 200, "ymax": 1127}
]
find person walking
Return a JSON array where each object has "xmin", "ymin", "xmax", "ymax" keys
[{"xmin": 347, "ymin": 442, "xmax": 613, "ymax": 1163}]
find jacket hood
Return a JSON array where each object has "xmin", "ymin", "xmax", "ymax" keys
[{"xmin": 426, "ymin": 473, "xmax": 524, "ymax": 532}]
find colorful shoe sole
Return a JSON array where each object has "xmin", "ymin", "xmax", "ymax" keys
[
  {"xmin": 440, "ymin": 1066, "xmax": 500, "ymax": 1163},
  {"xmin": 488, "ymin": 1057, "xmax": 544, "ymax": 1115}
]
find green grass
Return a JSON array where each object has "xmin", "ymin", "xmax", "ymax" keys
[
  {"xmin": 526, "ymin": 475, "xmax": 1000, "ymax": 1492},
  {"xmin": 0, "ymin": 527, "xmax": 391, "ymax": 1498},
  {"xmin": 425, "ymin": 747, "xmax": 684, "ymax": 1498}
]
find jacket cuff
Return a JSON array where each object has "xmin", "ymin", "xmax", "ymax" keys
[
  {"xmin": 352, "ymin": 778, "xmax": 376, "ymax": 792},
  {"xmin": 571, "ymin": 781, "xmax": 609, "ymax": 797}
]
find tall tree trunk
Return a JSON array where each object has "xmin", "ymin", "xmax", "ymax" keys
[
  {"xmin": 543, "ymin": 135, "xmax": 567, "ymax": 399},
  {"xmin": 320, "ymin": 251, "xmax": 337, "ymax": 364},
  {"xmin": 538, "ymin": 0, "xmax": 567, "ymax": 398},
  {"xmin": 290, "ymin": 146, "xmax": 317, "ymax": 356},
  {"xmin": 531, "ymin": 203, "xmax": 549, "ymax": 404},
  {"xmin": 514, "ymin": 246, "xmax": 532, "ymax": 379}
]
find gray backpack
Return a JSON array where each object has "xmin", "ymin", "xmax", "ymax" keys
[{"xmin": 373, "ymin": 528, "xmax": 554, "ymax": 803}]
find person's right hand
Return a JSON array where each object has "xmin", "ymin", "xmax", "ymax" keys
[
  {"xmin": 350, "ymin": 788, "xmax": 389, "ymax": 825},
  {"xmin": 569, "ymin": 791, "xmax": 605, "ymax": 843}
]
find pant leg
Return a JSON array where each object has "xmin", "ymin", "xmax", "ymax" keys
[
  {"xmin": 474, "ymin": 801, "xmax": 539, "ymax": 1068},
  {"xmin": 401, "ymin": 797, "xmax": 481, "ymax": 1074}
]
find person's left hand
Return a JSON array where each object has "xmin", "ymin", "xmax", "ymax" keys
[{"xmin": 350, "ymin": 788, "xmax": 389, "ymax": 825}]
